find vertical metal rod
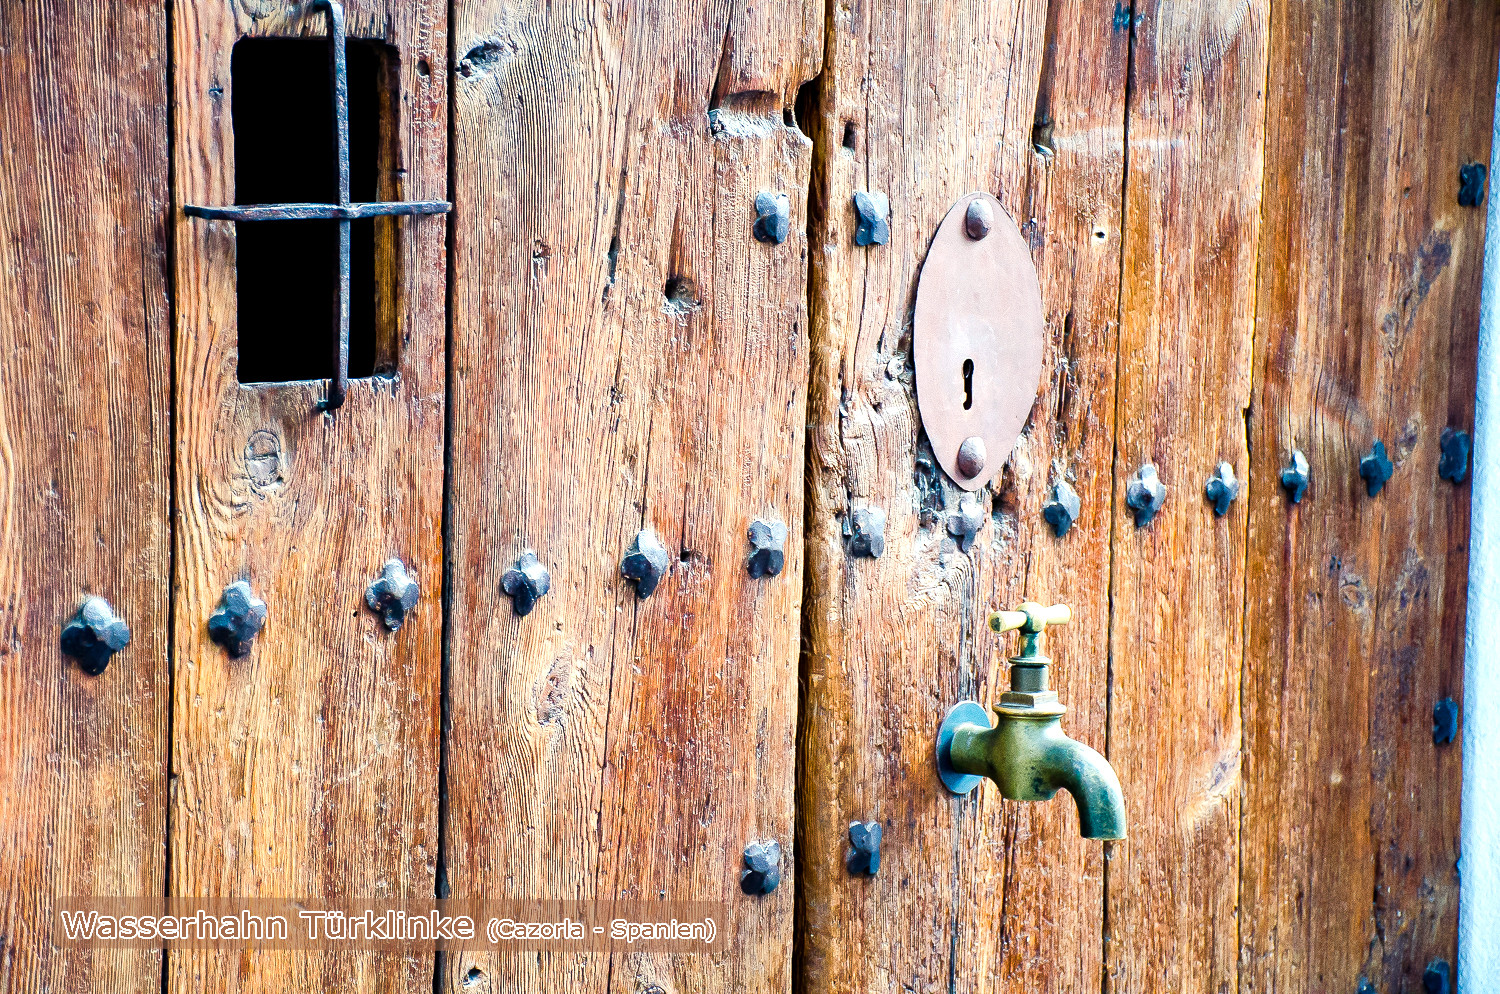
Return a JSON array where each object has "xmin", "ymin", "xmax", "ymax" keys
[{"xmin": 317, "ymin": 0, "xmax": 351, "ymax": 410}]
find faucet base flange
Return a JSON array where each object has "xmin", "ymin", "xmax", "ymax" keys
[{"xmin": 936, "ymin": 701, "xmax": 991, "ymax": 795}]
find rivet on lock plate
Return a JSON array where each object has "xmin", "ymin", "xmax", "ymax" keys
[{"xmin": 914, "ymin": 192, "xmax": 1044, "ymax": 491}]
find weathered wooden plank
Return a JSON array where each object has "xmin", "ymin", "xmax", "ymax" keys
[
  {"xmin": 443, "ymin": 1, "xmax": 820, "ymax": 991},
  {"xmin": 1103, "ymin": 3, "xmax": 1267, "ymax": 991},
  {"xmin": 0, "ymin": 1, "xmax": 171, "ymax": 991},
  {"xmin": 1241, "ymin": 4, "xmax": 1498, "ymax": 991},
  {"xmin": 169, "ymin": 1, "xmax": 448, "ymax": 989},
  {"xmin": 798, "ymin": 1, "xmax": 1128, "ymax": 992}
]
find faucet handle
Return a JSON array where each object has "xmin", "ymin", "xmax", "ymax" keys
[{"xmin": 989, "ymin": 601, "xmax": 1071, "ymax": 635}]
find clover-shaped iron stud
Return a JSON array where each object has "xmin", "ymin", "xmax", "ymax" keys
[
  {"xmin": 853, "ymin": 190, "xmax": 890, "ymax": 246},
  {"xmin": 947, "ymin": 495, "xmax": 985, "ymax": 552},
  {"xmin": 847, "ymin": 820, "xmax": 882, "ymax": 876},
  {"xmin": 621, "ymin": 528, "xmax": 671, "ymax": 599},
  {"xmin": 1281, "ymin": 449, "xmax": 1310, "ymax": 504},
  {"xmin": 847, "ymin": 507, "xmax": 886, "ymax": 559},
  {"xmin": 747, "ymin": 519, "xmax": 787, "ymax": 578},
  {"xmin": 1433, "ymin": 697, "xmax": 1459, "ymax": 746},
  {"xmin": 207, "ymin": 581, "xmax": 267, "ymax": 657},
  {"xmin": 1459, "ymin": 162, "xmax": 1487, "ymax": 208},
  {"xmin": 60, "ymin": 596, "xmax": 131, "ymax": 675},
  {"xmin": 365, "ymin": 559, "xmax": 419, "ymax": 631},
  {"xmin": 1359, "ymin": 441, "xmax": 1393, "ymax": 497},
  {"xmin": 1439, "ymin": 428, "xmax": 1471, "ymax": 484},
  {"xmin": 740, "ymin": 839, "xmax": 782, "ymax": 895},
  {"xmin": 1125, "ymin": 463, "xmax": 1166, "ymax": 527},
  {"xmin": 753, "ymin": 191, "xmax": 791, "ymax": 245},
  {"xmin": 1043, "ymin": 480, "xmax": 1081, "ymax": 537},
  {"xmin": 1204, "ymin": 462, "xmax": 1240, "ymax": 517},
  {"xmin": 1424, "ymin": 959, "xmax": 1452, "ymax": 994},
  {"xmin": 502, "ymin": 551, "xmax": 551, "ymax": 617}
]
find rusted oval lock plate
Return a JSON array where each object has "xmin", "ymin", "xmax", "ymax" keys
[{"xmin": 914, "ymin": 192, "xmax": 1044, "ymax": 492}]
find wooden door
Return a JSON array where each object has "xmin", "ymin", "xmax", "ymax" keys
[{"xmin": 0, "ymin": 2, "xmax": 1495, "ymax": 993}]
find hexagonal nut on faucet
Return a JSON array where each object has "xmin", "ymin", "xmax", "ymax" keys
[
  {"xmin": 747, "ymin": 519, "xmax": 787, "ymax": 578},
  {"xmin": 621, "ymin": 529, "xmax": 671, "ymax": 599},
  {"xmin": 207, "ymin": 581, "xmax": 268, "ymax": 657},
  {"xmin": 60, "ymin": 596, "xmax": 131, "ymax": 675},
  {"xmin": 740, "ymin": 839, "xmax": 782, "ymax": 895},
  {"xmin": 502, "ymin": 551, "xmax": 551, "ymax": 617},
  {"xmin": 365, "ymin": 558, "xmax": 420, "ymax": 631}
]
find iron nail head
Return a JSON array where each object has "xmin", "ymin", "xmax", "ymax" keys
[
  {"xmin": 955, "ymin": 436, "xmax": 987, "ymax": 480},
  {"xmin": 60, "ymin": 596, "xmax": 131, "ymax": 675}
]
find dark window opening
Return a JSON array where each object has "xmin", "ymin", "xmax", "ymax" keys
[{"xmin": 232, "ymin": 37, "xmax": 399, "ymax": 384}]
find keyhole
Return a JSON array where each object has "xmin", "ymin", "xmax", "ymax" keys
[{"xmin": 962, "ymin": 358, "xmax": 974, "ymax": 410}]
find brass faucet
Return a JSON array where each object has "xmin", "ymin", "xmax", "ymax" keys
[{"xmin": 935, "ymin": 601, "xmax": 1126, "ymax": 840}]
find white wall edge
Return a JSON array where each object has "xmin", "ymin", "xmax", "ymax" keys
[{"xmin": 1459, "ymin": 48, "xmax": 1500, "ymax": 992}]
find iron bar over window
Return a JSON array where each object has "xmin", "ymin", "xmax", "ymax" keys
[{"xmin": 185, "ymin": 0, "xmax": 449, "ymax": 411}]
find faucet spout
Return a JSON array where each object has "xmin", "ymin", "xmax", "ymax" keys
[{"xmin": 1035, "ymin": 725, "xmax": 1127, "ymax": 841}]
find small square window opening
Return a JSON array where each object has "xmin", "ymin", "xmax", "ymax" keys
[{"xmin": 231, "ymin": 36, "xmax": 400, "ymax": 384}]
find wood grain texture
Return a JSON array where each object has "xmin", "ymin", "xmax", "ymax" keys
[
  {"xmin": 169, "ymin": 1, "xmax": 448, "ymax": 990},
  {"xmin": 1103, "ymin": 3, "xmax": 1267, "ymax": 992},
  {"xmin": 1241, "ymin": 4, "xmax": 1499, "ymax": 991},
  {"xmin": 0, "ymin": 1, "xmax": 171, "ymax": 991},
  {"xmin": 443, "ymin": 1, "xmax": 820, "ymax": 992},
  {"xmin": 797, "ymin": 1, "xmax": 1127, "ymax": 992}
]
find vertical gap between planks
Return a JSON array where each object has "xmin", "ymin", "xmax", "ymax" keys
[
  {"xmin": 434, "ymin": 0, "xmax": 459, "ymax": 988},
  {"xmin": 794, "ymin": 0, "xmax": 835, "ymax": 987},
  {"xmin": 1100, "ymin": 3, "xmax": 1138, "ymax": 991},
  {"xmin": 1235, "ymin": 0, "xmax": 1277, "ymax": 987},
  {"xmin": 162, "ymin": 0, "xmax": 180, "ymax": 990}
]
